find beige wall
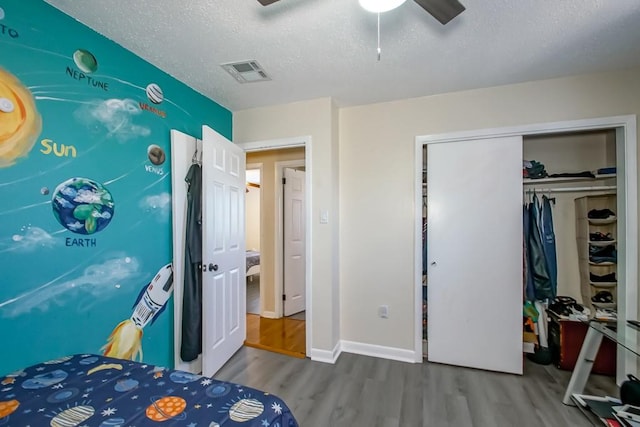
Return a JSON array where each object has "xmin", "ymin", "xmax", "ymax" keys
[
  {"xmin": 234, "ymin": 98, "xmax": 341, "ymax": 354},
  {"xmin": 339, "ymin": 67, "xmax": 640, "ymax": 352},
  {"xmin": 246, "ymin": 148, "xmax": 305, "ymax": 314},
  {"xmin": 234, "ymin": 68, "xmax": 640, "ymax": 358}
]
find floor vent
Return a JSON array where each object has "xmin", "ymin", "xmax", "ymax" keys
[{"xmin": 221, "ymin": 60, "xmax": 271, "ymax": 83}]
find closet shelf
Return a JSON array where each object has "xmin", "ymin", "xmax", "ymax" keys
[
  {"xmin": 588, "ymin": 217, "xmax": 616, "ymax": 225},
  {"xmin": 591, "ymin": 301, "xmax": 617, "ymax": 310},
  {"xmin": 523, "ymin": 173, "xmax": 616, "ymax": 185},
  {"xmin": 589, "ymin": 281, "xmax": 617, "ymax": 288},
  {"xmin": 588, "ymin": 240, "xmax": 617, "ymax": 247},
  {"xmin": 589, "ymin": 261, "xmax": 616, "ymax": 266}
]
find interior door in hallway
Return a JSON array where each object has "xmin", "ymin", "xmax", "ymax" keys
[
  {"xmin": 427, "ymin": 135, "xmax": 523, "ymax": 374},
  {"xmin": 283, "ymin": 168, "xmax": 306, "ymax": 316},
  {"xmin": 201, "ymin": 125, "xmax": 246, "ymax": 376}
]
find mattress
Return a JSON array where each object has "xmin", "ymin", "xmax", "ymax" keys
[
  {"xmin": 246, "ymin": 250, "xmax": 260, "ymax": 273},
  {"xmin": 0, "ymin": 354, "xmax": 298, "ymax": 426}
]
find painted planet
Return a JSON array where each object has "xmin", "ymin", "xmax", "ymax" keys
[
  {"xmin": 50, "ymin": 405, "xmax": 95, "ymax": 427},
  {"xmin": 169, "ymin": 371, "xmax": 200, "ymax": 384},
  {"xmin": 40, "ymin": 186, "xmax": 49, "ymax": 195},
  {"xmin": 146, "ymin": 83, "xmax": 163, "ymax": 104},
  {"xmin": 73, "ymin": 49, "xmax": 98, "ymax": 73},
  {"xmin": 44, "ymin": 356, "xmax": 73, "ymax": 364},
  {"xmin": 0, "ymin": 400, "xmax": 19, "ymax": 418},
  {"xmin": 205, "ymin": 383, "xmax": 231, "ymax": 398},
  {"xmin": 51, "ymin": 177, "xmax": 114, "ymax": 235},
  {"xmin": 0, "ymin": 8, "xmax": 4, "ymax": 20},
  {"xmin": 0, "ymin": 68, "xmax": 42, "ymax": 168},
  {"xmin": 229, "ymin": 398, "xmax": 264, "ymax": 422},
  {"xmin": 147, "ymin": 144, "xmax": 166, "ymax": 165},
  {"xmin": 79, "ymin": 356, "xmax": 99, "ymax": 365},
  {"xmin": 114, "ymin": 378, "xmax": 139, "ymax": 392},
  {"xmin": 22, "ymin": 369, "xmax": 68, "ymax": 389},
  {"xmin": 47, "ymin": 387, "xmax": 80, "ymax": 403},
  {"xmin": 145, "ymin": 396, "xmax": 187, "ymax": 422},
  {"xmin": 99, "ymin": 418, "xmax": 125, "ymax": 427}
]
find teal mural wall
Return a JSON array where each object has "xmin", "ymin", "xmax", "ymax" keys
[{"xmin": 0, "ymin": 0, "xmax": 232, "ymax": 374}]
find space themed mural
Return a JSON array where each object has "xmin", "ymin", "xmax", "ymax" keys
[{"xmin": 0, "ymin": 0, "xmax": 231, "ymax": 375}]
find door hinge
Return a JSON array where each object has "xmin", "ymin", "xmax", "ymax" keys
[
  {"xmin": 282, "ymin": 177, "xmax": 286, "ymax": 185},
  {"xmin": 282, "ymin": 294, "xmax": 286, "ymax": 301}
]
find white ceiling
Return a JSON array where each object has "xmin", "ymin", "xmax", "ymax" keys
[{"xmin": 45, "ymin": 0, "xmax": 640, "ymax": 112}]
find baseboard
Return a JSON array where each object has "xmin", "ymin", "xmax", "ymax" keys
[
  {"xmin": 340, "ymin": 340, "xmax": 419, "ymax": 363},
  {"xmin": 310, "ymin": 341, "xmax": 342, "ymax": 364},
  {"xmin": 261, "ymin": 311, "xmax": 277, "ymax": 319}
]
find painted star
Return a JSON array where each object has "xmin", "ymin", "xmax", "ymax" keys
[
  {"xmin": 38, "ymin": 408, "xmax": 45, "ymax": 413},
  {"xmin": 262, "ymin": 420, "xmax": 270, "ymax": 427},
  {"xmin": 207, "ymin": 403, "xmax": 213, "ymax": 408},
  {"xmin": 131, "ymin": 395, "xmax": 139, "ymax": 400},
  {"xmin": 106, "ymin": 397, "xmax": 113, "ymax": 402},
  {"xmin": 187, "ymin": 423, "xmax": 197, "ymax": 427},
  {"xmin": 194, "ymin": 404, "xmax": 201, "ymax": 409},
  {"xmin": 35, "ymin": 367, "xmax": 45, "ymax": 372},
  {"xmin": 201, "ymin": 378, "xmax": 212, "ymax": 386},
  {"xmin": 271, "ymin": 402, "xmax": 283, "ymax": 414},
  {"xmin": 52, "ymin": 384, "xmax": 64, "ymax": 389},
  {"xmin": 22, "ymin": 409, "xmax": 32, "ymax": 414},
  {"xmin": 101, "ymin": 407, "xmax": 117, "ymax": 416},
  {"xmin": 82, "ymin": 393, "xmax": 89, "ymax": 398}
]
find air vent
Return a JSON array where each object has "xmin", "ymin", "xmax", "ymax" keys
[{"xmin": 221, "ymin": 60, "xmax": 271, "ymax": 83}]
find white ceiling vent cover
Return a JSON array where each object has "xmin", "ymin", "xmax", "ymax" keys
[{"xmin": 221, "ymin": 60, "xmax": 271, "ymax": 83}]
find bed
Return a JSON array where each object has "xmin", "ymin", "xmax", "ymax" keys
[
  {"xmin": 246, "ymin": 250, "xmax": 260, "ymax": 279},
  {"xmin": 0, "ymin": 354, "xmax": 298, "ymax": 427}
]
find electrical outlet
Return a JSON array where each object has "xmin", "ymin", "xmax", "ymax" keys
[{"xmin": 378, "ymin": 305, "xmax": 389, "ymax": 319}]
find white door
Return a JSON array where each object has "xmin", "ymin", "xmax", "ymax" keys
[
  {"xmin": 201, "ymin": 125, "xmax": 246, "ymax": 376},
  {"xmin": 283, "ymin": 168, "xmax": 306, "ymax": 316},
  {"xmin": 427, "ymin": 136, "xmax": 523, "ymax": 374}
]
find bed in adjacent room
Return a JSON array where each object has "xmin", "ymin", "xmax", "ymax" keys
[
  {"xmin": 246, "ymin": 250, "xmax": 260, "ymax": 278},
  {"xmin": 0, "ymin": 354, "xmax": 297, "ymax": 426}
]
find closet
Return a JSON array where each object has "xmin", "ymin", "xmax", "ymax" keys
[{"xmin": 418, "ymin": 115, "xmax": 637, "ymax": 382}]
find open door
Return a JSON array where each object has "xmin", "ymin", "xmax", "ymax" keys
[
  {"xmin": 283, "ymin": 168, "xmax": 306, "ymax": 316},
  {"xmin": 201, "ymin": 125, "xmax": 246, "ymax": 376}
]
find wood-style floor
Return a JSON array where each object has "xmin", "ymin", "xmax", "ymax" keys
[
  {"xmin": 244, "ymin": 313, "xmax": 306, "ymax": 358},
  {"xmin": 215, "ymin": 346, "xmax": 617, "ymax": 427}
]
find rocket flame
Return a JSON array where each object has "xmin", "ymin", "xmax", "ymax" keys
[{"xmin": 101, "ymin": 319, "xmax": 143, "ymax": 361}]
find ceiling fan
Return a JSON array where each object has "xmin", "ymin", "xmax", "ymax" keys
[{"xmin": 256, "ymin": 0, "xmax": 465, "ymax": 25}]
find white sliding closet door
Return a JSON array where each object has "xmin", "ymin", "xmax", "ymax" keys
[{"xmin": 427, "ymin": 136, "xmax": 523, "ymax": 374}]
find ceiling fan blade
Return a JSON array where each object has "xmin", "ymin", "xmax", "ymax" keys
[
  {"xmin": 257, "ymin": 0, "xmax": 281, "ymax": 5},
  {"xmin": 414, "ymin": 0, "xmax": 465, "ymax": 25}
]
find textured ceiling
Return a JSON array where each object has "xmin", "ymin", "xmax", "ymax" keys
[{"xmin": 45, "ymin": 0, "xmax": 640, "ymax": 112}]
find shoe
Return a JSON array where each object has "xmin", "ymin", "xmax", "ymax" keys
[
  {"xmin": 590, "ymin": 272, "xmax": 617, "ymax": 283},
  {"xmin": 589, "ymin": 232, "xmax": 614, "ymax": 241},
  {"xmin": 589, "ymin": 245, "xmax": 616, "ymax": 256},
  {"xmin": 592, "ymin": 291, "xmax": 614, "ymax": 303},
  {"xmin": 588, "ymin": 208, "xmax": 616, "ymax": 219}
]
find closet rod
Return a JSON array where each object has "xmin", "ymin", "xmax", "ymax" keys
[{"xmin": 525, "ymin": 185, "xmax": 616, "ymax": 194}]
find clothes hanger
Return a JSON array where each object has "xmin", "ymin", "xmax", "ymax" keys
[{"xmin": 191, "ymin": 145, "xmax": 201, "ymax": 165}]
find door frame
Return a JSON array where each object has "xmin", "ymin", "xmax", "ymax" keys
[
  {"xmin": 245, "ymin": 163, "xmax": 264, "ymax": 314},
  {"xmin": 276, "ymin": 160, "xmax": 306, "ymax": 318},
  {"xmin": 236, "ymin": 136, "xmax": 312, "ymax": 357},
  {"xmin": 414, "ymin": 115, "xmax": 637, "ymax": 381}
]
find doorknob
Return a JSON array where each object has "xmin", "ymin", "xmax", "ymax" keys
[{"xmin": 208, "ymin": 263, "xmax": 218, "ymax": 272}]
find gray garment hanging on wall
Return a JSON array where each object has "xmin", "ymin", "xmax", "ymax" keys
[{"xmin": 180, "ymin": 162, "xmax": 203, "ymax": 362}]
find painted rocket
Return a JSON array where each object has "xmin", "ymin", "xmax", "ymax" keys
[{"xmin": 130, "ymin": 263, "xmax": 174, "ymax": 328}]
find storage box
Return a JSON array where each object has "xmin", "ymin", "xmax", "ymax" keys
[{"xmin": 548, "ymin": 317, "xmax": 616, "ymax": 376}]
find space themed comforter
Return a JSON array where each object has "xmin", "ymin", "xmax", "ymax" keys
[{"xmin": 0, "ymin": 354, "xmax": 298, "ymax": 427}]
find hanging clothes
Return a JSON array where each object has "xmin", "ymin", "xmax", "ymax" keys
[
  {"xmin": 523, "ymin": 204, "xmax": 536, "ymax": 302},
  {"xmin": 180, "ymin": 162, "xmax": 203, "ymax": 362},
  {"xmin": 527, "ymin": 194, "xmax": 553, "ymax": 300},
  {"xmin": 539, "ymin": 195, "xmax": 558, "ymax": 299}
]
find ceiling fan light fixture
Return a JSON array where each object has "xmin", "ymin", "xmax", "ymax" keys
[{"xmin": 359, "ymin": 0, "xmax": 407, "ymax": 13}]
